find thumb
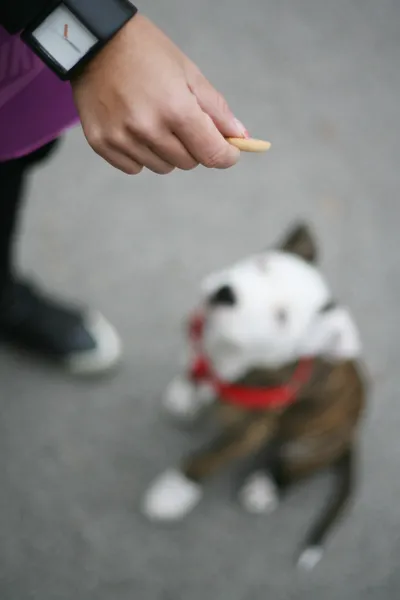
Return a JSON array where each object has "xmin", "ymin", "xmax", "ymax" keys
[{"xmin": 189, "ymin": 72, "xmax": 249, "ymax": 139}]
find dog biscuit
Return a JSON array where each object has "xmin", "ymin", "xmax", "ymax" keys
[{"xmin": 226, "ymin": 137, "xmax": 271, "ymax": 152}]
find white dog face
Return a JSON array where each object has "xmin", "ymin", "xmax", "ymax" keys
[{"xmin": 198, "ymin": 225, "xmax": 361, "ymax": 380}]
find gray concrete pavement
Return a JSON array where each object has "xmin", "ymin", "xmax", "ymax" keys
[{"xmin": 1, "ymin": 0, "xmax": 400, "ymax": 598}]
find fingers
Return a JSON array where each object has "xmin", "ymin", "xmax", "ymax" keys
[
  {"xmin": 100, "ymin": 147, "xmax": 143, "ymax": 175},
  {"xmin": 146, "ymin": 134, "xmax": 198, "ymax": 171},
  {"xmin": 80, "ymin": 123, "xmax": 143, "ymax": 175},
  {"xmin": 81, "ymin": 88, "xmax": 244, "ymax": 173},
  {"xmin": 85, "ymin": 127, "xmax": 175, "ymax": 175},
  {"xmin": 121, "ymin": 144, "xmax": 175, "ymax": 175},
  {"xmin": 100, "ymin": 127, "xmax": 174, "ymax": 174},
  {"xmin": 188, "ymin": 69, "xmax": 248, "ymax": 139},
  {"xmin": 173, "ymin": 101, "xmax": 241, "ymax": 169},
  {"xmin": 122, "ymin": 129, "xmax": 198, "ymax": 173}
]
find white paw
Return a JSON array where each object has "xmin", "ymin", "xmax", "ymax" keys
[
  {"xmin": 239, "ymin": 472, "xmax": 279, "ymax": 514},
  {"xmin": 163, "ymin": 377, "xmax": 213, "ymax": 421},
  {"xmin": 297, "ymin": 546, "xmax": 324, "ymax": 571},
  {"xmin": 142, "ymin": 469, "xmax": 202, "ymax": 521}
]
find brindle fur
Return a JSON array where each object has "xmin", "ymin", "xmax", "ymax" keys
[
  {"xmin": 183, "ymin": 359, "xmax": 365, "ymax": 484},
  {"xmin": 181, "ymin": 353, "xmax": 366, "ymax": 560},
  {"xmin": 180, "ymin": 225, "xmax": 368, "ymax": 559}
]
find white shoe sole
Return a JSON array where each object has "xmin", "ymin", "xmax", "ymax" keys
[{"xmin": 64, "ymin": 310, "xmax": 122, "ymax": 375}]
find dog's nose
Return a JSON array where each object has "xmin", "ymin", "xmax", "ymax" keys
[{"xmin": 208, "ymin": 285, "xmax": 236, "ymax": 306}]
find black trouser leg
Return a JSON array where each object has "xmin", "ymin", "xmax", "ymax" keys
[{"xmin": 0, "ymin": 140, "xmax": 60, "ymax": 290}]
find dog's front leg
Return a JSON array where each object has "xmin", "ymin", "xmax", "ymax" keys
[
  {"xmin": 142, "ymin": 416, "xmax": 277, "ymax": 522},
  {"xmin": 162, "ymin": 374, "xmax": 215, "ymax": 422},
  {"xmin": 237, "ymin": 437, "xmax": 283, "ymax": 515},
  {"xmin": 182, "ymin": 417, "xmax": 276, "ymax": 481}
]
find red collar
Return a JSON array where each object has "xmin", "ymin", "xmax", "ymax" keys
[{"xmin": 187, "ymin": 312, "xmax": 313, "ymax": 411}]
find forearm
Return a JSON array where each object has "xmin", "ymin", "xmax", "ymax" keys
[{"xmin": 0, "ymin": 0, "xmax": 51, "ymax": 33}]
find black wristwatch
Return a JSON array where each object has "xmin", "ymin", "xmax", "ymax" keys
[{"xmin": 21, "ymin": 0, "xmax": 138, "ymax": 81}]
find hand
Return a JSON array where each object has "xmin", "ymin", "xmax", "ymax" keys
[{"xmin": 71, "ymin": 14, "xmax": 247, "ymax": 175}]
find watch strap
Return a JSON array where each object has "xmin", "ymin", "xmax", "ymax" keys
[
  {"xmin": 21, "ymin": 0, "xmax": 137, "ymax": 80},
  {"xmin": 0, "ymin": 0, "xmax": 54, "ymax": 34},
  {"xmin": 64, "ymin": 0, "xmax": 137, "ymax": 41}
]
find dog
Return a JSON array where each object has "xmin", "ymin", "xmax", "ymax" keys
[{"xmin": 141, "ymin": 224, "xmax": 367, "ymax": 569}]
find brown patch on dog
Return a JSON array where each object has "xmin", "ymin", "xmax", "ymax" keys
[
  {"xmin": 278, "ymin": 360, "xmax": 365, "ymax": 480},
  {"xmin": 183, "ymin": 413, "xmax": 278, "ymax": 482},
  {"xmin": 180, "ymin": 357, "xmax": 366, "ymax": 552},
  {"xmin": 182, "ymin": 359, "xmax": 366, "ymax": 482}
]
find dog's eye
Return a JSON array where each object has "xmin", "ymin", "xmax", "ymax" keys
[{"xmin": 275, "ymin": 307, "xmax": 288, "ymax": 325}]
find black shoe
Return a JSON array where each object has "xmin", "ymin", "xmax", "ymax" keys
[{"xmin": 0, "ymin": 280, "xmax": 122, "ymax": 374}]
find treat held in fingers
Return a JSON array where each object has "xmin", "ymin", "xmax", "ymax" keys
[{"xmin": 226, "ymin": 137, "xmax": 271, "ymax": 152}]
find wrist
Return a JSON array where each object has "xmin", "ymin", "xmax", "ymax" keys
[{"xmin": 21, "ymin": 0, "xmax": 138, "ymax": 81}]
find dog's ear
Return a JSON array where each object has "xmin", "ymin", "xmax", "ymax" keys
[
  {"xmin": 279, "ymin": 223, "xmax": 317, "ymax": 263},
  {"xmin": 300, "ymin": 305, "xmax": 361, "ymax": 360}
]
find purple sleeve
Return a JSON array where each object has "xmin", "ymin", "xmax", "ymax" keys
[{"xmin": 0, "ymin": 27, "xmax": 79, "ymax": 161}]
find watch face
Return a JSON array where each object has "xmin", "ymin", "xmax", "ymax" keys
[{"xmin": 32, "ymin": 4, "xmax": 98, "ymax": 71}]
